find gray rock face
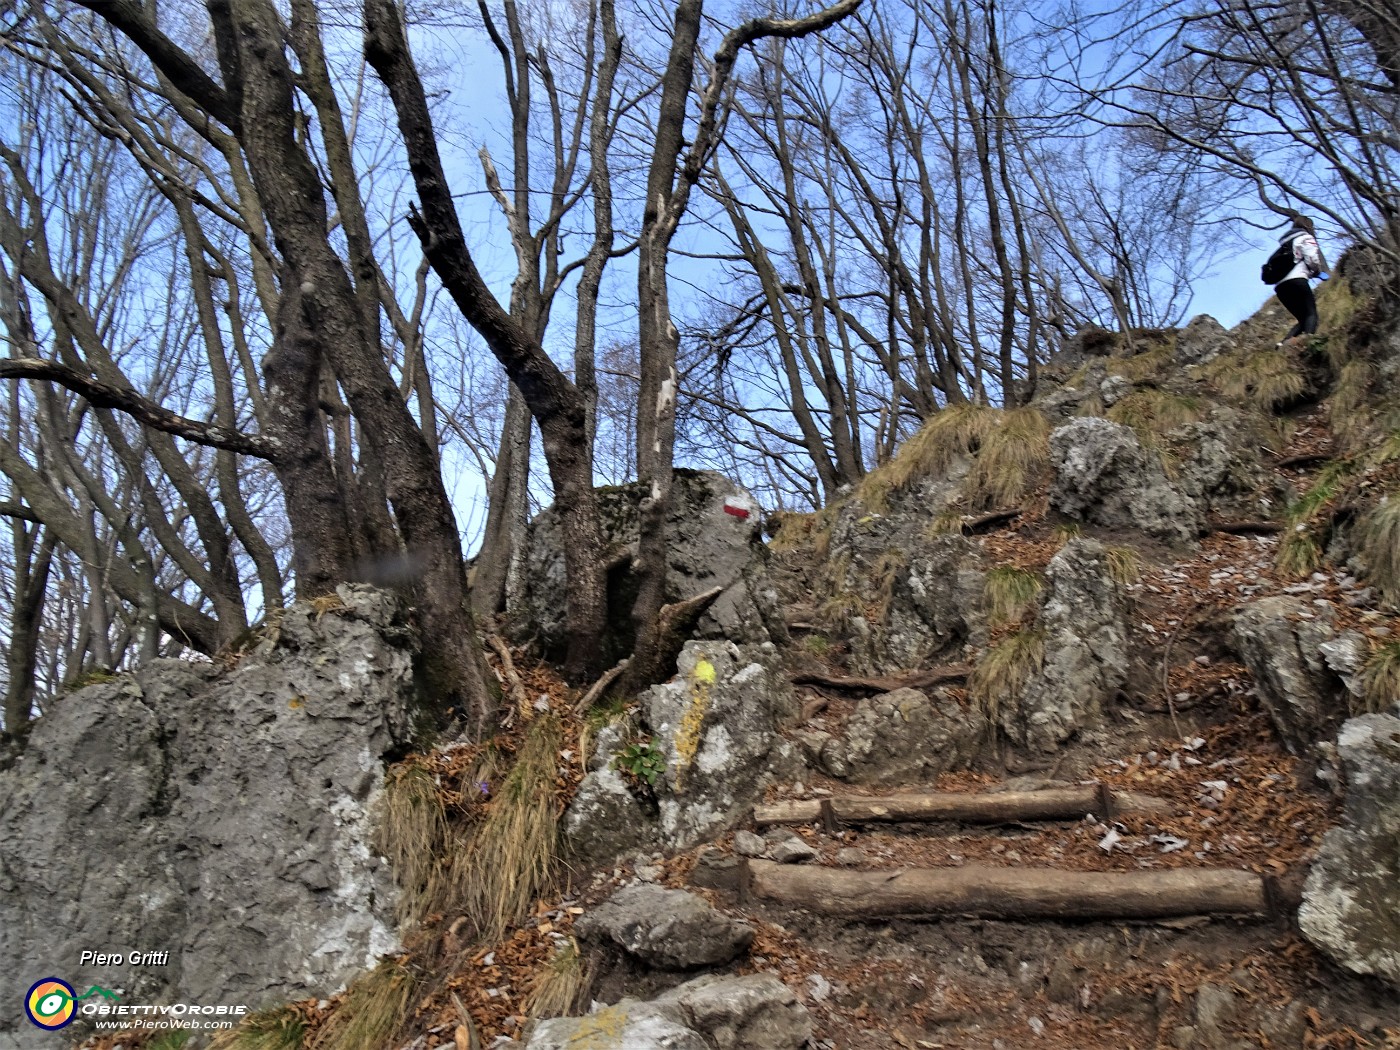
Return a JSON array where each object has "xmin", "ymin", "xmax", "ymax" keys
[
  {"xmin": 1175, "ymin": 314, "xmax": 1235, "ymax": 366},
  {"xmin": 1003, "ymin": 539, "xmax": 1130, "ymax": 752},
  {"xmin": 655, "ymin": 973, "xmax": 812, "ymax": 1050},
  {"xmin": 0, "ymin": 586, "xmax": 415, "ymax": 1044},
  {"xmin": 514, "ymin": 470, "xmax": 779, "ymax": 662},
  {"xmin": 526, "ymin": 973, "xmax": 809, "ymax": 1050},
  {"xmin": 816, "ymin": 687, "xmax": 986, "ymax": 784},
  {"xmin": 1171, "ymin": 408, "xmax": 1275, "ymax": 521},
  {"xmin": 527, "ymin": 1003, "xmax": 708, "ymax": 1050},
  {"xmin": 1299, "ymin": 712, "xmax": 1400, "ymax": 988},
  {"xmin": 562, "ymin": 766, "xmax": 659, "ymax": 871},
  {"xmin": 1232, "ymin": 598, "xmax": 1351, "ymax": 754},
  {"xmin": 1049, "ymin": 417, "xmax": 1203, "ymax": 544},
  {"xmin": 574, "ymin": 885, "xmax": 754, "ymax": 971},
  {"xmin": 645, "ymin": 642, "xmax": 799, "ymax": 851}
]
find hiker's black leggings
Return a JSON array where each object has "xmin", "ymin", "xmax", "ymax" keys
[{"xmin": 1276, "ymin": 278, "xmax": 1318, "ymax": 338}]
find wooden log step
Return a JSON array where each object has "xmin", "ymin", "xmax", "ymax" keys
[
  {"xmin": 753, "ymin": 786, "xmax": 1177, "ymax": 828},
  {"xmin": 744, "ymin": 859, "xmax": 1273, "ymax": 921}
]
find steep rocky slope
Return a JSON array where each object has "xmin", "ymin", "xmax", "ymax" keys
[{"xmin": 49, "ymin": 266, "xmax": 1400, "ymax": 1050}]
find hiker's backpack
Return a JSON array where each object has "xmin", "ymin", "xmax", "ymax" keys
[{"xmin": 1261, "ymin": 239, "xmax": 1296, "ymax": 284}]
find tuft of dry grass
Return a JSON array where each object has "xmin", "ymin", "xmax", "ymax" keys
[
  {"xmin": 1203, "ymin": 348, "xmax": 1305, "ymax": 412},
  {"xmin": 1105, "ymin": 545, "xmax": 1143, "ymax": 585},
  {"xmin": 209, "ymin": 1006, "xmax": 308, "ymax": 1050},
  {"xmin": 1106, "ymin": 341, "xmax": 1173, "ymax": 383},
  {"xmin": 378, "ymin": 764, "xmax": 450, "ymax": 924},
  {"xmin": 309, "ymin": 962, "xmax": 417, "ymax": 1050},
  {"xmin": 1358, "ymin": 641, "xmax": 1400, "ymax": 714},
  {"xmin": 457, "ymin": 715, "xmax": 566, "ymax": 945},
  {"xmin": 967, "ymin": 406, "xmax": 1052, "ymax": 509},
  {"xmin": 870, "ymin": 549, "xmax": 908, "ymax": 624},
  {"xmin": 855, "ymin": 403, "xmax": 1049, "ymax": 513},
  {"xmin": 525, "ymin": 939, "xmax": 590, "ymax": 1021},
  {"xmin": 1328, "ymin": 360, "xmax": 1374, "ymax": 451},
  {"xmin": 1357, "ymin": 495, "xmax": 1400, "ymax": 604},
  {"xmin": 1107, "ymin": 390, "xmax": 1205, "ymax": 442},
  {"xmin": 1276, "ymin": 528, "xmax": 1323, "ymax": 578},
  {"xmin": 969, "ymin": 628, "xmax": 1045, "ymax": 731},
  {"xmin": 984, "ymin": 566, "xmax": 1043, "ymax": 626}
]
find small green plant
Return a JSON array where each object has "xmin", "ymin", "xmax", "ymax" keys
[
  {"xmin": 613, "ymin": 740, "xmax": 666, "ymax": 787},
  {"xmin": 1358, "ymin": 641, "xmax": 1400, "ymax": 714},
  {"xmin": 1276, "ymin": 527, "xmax": 1323, "ymax": 578},
  {"xmin": 149, "ymin": 1032, "xmax": 194, "ymax": 1050},
  {"xmin": 802, "ymin": 633, "xmax": 833, "ymax": 657},
  {"xmin": 1051, "ymin": 521, "xmax": 1082, "ymax": 546},
  {"xmin": 984, "ymin": 566, "xmax": 1043, "ymax": 626}
]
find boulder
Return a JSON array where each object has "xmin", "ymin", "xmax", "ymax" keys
[
  {"xmin": 562, "ymin": 766, "xmax": 659, "ymax": 871},
  {"xmin": 526, "ymin": 1002, "xmax": 708, "ymax": 1050},
  {"xmin": 1232, "ymin": 598, "xmax": 1351, "ymax": 754},
  {"xmin": 0, "ymin": 586, "xmax": 415, "ymax": 1044},
  {"xmin": 573, "ymin": 885, "xmax": 754, "ymax": 971},
  {"xmin": 1049, "ymin": 417, "xmax": 1203, "ymax": 544},
  {"xmin": 526, "ymin": 973, "xmax": 809, "ymax": 1050},
  {"xmin": 656, "ymin": 972, "xmax": 812, "ymax": 1050},
  {"xmin": 1299, "ymin": 712, "xmax": 1400, "ymax": 988},
  {"xmin": 513, "ymin": 470, "xmax": 780, "ymax": 662},
  {"xmin": 816, "ymin": 687, "xmax": 986, "ymax": 783},
  {"xmin": 644, "ymin": 642, "xmax": 800, "ymax": 850},
  {"xmin": 1003, "ymin": 539, "xmax": 1130, "ymax": 752},
  {"xmin": 1174, "ymin": 314, "xmax": 1235, "ymax": 366}
]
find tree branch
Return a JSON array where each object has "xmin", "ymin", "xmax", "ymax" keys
[{"xmin": 0, "ymin": 359, "xmax": 275, "ymax": 459}]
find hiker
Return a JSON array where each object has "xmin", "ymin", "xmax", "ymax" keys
[{"xmin": 1267, "ymin": 214, "xmax": 1329, "ymax": 347}]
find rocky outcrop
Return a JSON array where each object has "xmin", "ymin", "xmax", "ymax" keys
[
  {"xmin": 525, "ymin": 973, "xmax": 810, "ymax": 1050},
  {"xmin": 1049, "ymin": 417, "xmax": 1203, "ymax": 544},
  {"xmin": 574, "ymin": 885, "xmax": 754, "ymax": 971},
  {"xmin": 1299, "ymin": 712, "xmax": 1400, "ymax": 988},
  {"xmin": 1174, "ymin": 314, "xmax": 1236, "ymax": 366},
  {"xmin": 1003, "ymin": 539, "xmax": 1131, "ymax": 752},
  {"xmin": 513, "ymin": 470, "xmax": 781, "ymax": 662},
  {"xmin": 646, "ymin": 642, "xmax": 800, "ymax": 850},
  {"xmin": 564, "ymin": 641, "xmax": 800, "ymax": 866},
  {"xmin": 1232, "ymin": 597, "xmax": 1358, "ymax": 754},
  {"xmin": 804, "ymin": 687, "xmax": 986, "ymax": 784},
  {"xmin": 0, "ymin": 587, "xmax": 416, "ymax": 1044}
]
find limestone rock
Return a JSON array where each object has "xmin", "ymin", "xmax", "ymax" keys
[
  {"xmin": 0, "ymin": 586, "xmax": 415, "ymax": 1044},
  {"xmin": 1003, "ymin": 539, "xmax": 1130, "ymax": 752},
  {"xmin": 1175, "ymin": 314, "xmax": 1235, "ymax": 366},
  {"xmin": 1049, "ymin": 417, "xmax": 1203, "ymax": 544},
  {"xmin": 562, "ymin": 766, "xmax": 659, "ymax": 870},
  {"xmin": 574, "ymin": 885, "xmax": 754, "ymax": 970},
  {"xmin": 644, "ymin": 641, "xmax": 800, "ymax": 850},
  {"xmin": 526, "ymin": 1002, "xmax": 708, "ymax": 1050},
  {"xmin": 656, "ymin": 972, "xmax": 813, "ymax": 1050},
  {"xmin": 1232, "ymin": 598, "xmax": 1350, "ymax": 754},
  {"xmin": 1299, "ymin": 712, "xmax": 1400, "ymax": 988},
  {"xmin": 818, "ymin": 687, "xmax": 986, "ymax": 783},
  {"xmin": 514, "ymin": 470, "xmax": 778, "ymax": 662},
  {"xmin": 526, "ymin": 973, "xmax": 810, "ymax": 1050}
]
